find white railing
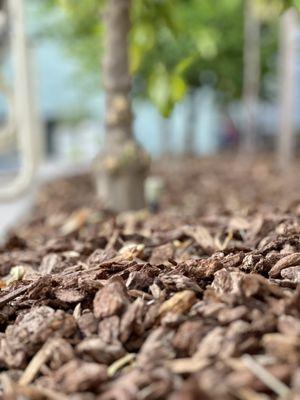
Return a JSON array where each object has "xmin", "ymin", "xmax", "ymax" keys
[{"xmin": 0, "ymin": 0, "xmax": 37, "ymax": 199}]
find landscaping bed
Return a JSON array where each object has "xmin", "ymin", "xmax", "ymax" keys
[{"xmin": 0, "ymin": 155, "xmax": 299, "ymax": 400}]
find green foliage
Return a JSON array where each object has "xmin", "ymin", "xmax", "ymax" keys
[
  {"xmin": 35, "ymin": 0, "xmax": 300, "ymax": 116},
  {"xmin": 130, "ymin": 0, "xmax": 190, "ymax": 115},
  {"xmin": 147, "ymin": 64, "xmax": 187, "ymax": 116},
  {"xmin": 35, "ymin": 0, "xmax": 104, "ymax": 80},
  {"xmin": 283, "ymin": 0, "xmax": 300, "ymax": 10},
  {"xmin": 135, "ymin": 0, "xmax": 245, "ymax": 113}
]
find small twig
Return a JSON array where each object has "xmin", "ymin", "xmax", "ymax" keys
[
  {"xmin": 35, "ymin": 385, "xmax": 69, "ymax": 400},
  {"xmin": 19, "ymin": 338, "xmax": 62, "ymax": 385},
  {"xmin": 127, "ymin": 289, "xmax": 152, "ymax": 300},
  {"xmin": 215, "ymin": 230, "xmax": 234, "ymax": 251},
  {"xmin": 105, "ymin": 229, "xmax": 120, "ymax": 250},
  {"xmin": 17, "ymin": 384, "xmax": 68, "ymax": 400},
  {"xmin": 176, "ymin": 239, "xmax": 194, "ymax": 258},
  {"xmin": 108, "ymin": 353, "xmax": 136, "ymax": 377},
  {"xmin": 2, "ymin": 371, "xmax": 67, "ymax": 400},
  {"xmin": 235, "ymin": 388, "xmax": 271, "ymax": 400},
  {"xmin": 164, "ymin": 357, "xmax": 210, "ymax": 374},
  {"xmin": 0, "ymin": 282, "xmax": 35, "ymax": 308},
  {"xmin": 0, "ymin": 372, "xmax": 14, "ymax": 394},
  {"xmin": 73, "ymin": 302, "xmax": 81, "ymax": 320},
  {"xmin": 242, "ymin": 354, "xmax": 291, "ymax": 398}
]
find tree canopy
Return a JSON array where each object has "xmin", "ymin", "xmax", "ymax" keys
[{"xmin": 36, "ymin": 0, "xmax": 300, "ymax": 116}]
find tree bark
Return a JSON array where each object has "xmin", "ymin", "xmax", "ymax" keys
[
  {"xmin": 93, "ymin": 0, "xmax": 149, "ymax": 211},
  {"xmin": 241, "ymin": 0, "xmax": 261, "ymax": 156},
  {"xmin": 160, "ymin": 115, "xmax": 172, "ymax": 156},
  {"xmin": 278, "ymin": 8, "xmax": 298, "ymax": 173},
  {"xmin": 184, "ymin": 90, "xmax": 198, "ymax": 155}
]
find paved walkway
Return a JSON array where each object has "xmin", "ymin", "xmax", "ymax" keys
[{"xmin": 0, "ymin": 160, "xmax": 90, "ymax": 241}]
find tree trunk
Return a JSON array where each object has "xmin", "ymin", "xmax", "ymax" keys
[
  {"xmin": 278, "ymin": 8, "xmax": 297, "ymax": 173},
  {"xmin": 93, "ymin": 0, "xmax": 149, "ymax": 211},
  {"xmin": 241, "ymin": 0, "xmax": 261, "ymax": 156},
  {"xmin": 184, "ymin": 90, "xmax": 198, "ymax": 155},
  {"xmin": 160, "ymin": 115, "xmax": 172, "ymax": 156}
]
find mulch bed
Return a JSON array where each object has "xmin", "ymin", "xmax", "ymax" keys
[{"xmin": 0, "ymin": 155, "xmax": 299, "ymax": 400}]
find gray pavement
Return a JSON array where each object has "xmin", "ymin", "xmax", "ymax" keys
[{"xmin": 0, "ymin": 159, "xmax": 90, "ymax": 240}]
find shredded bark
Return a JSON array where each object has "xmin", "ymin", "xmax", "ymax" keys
[{"xmin": 0, "ymin": 156, "xmax": 299, "ymax": 399}]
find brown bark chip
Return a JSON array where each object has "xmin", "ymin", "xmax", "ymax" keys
[
  {"xmin": 51, "ymin": 359, "xmax": 108, "ymax": 393},
  {"xmin": 158, "ymin": 290, "xmax": 196, "ymax": 319},
  {"xmin": 281, "ymin": 265, "xmax": 300, "ymax": 282},
  {"xmin": 172, "ymin": 320, "xmax": 205, "ymax": 356},
  {"xmin": 78, "ymin": 311, "xmax": 98, "ymax": 337},
  {"xmin": 0, "ymin": 157, "xmax": 300, "ymax": 398},
  {"xmin": 269, "ymin": 252, "xmax": 300, "ymax": 278},
  {"xmin": 93, "ymin": 277, "xmax": 130, "ymax": 319},
  {"xmin": 77, "ymin": 336, "xmax": 125, "ymax": 364},
  {"xmin": 0, "ymin": 306, "xmax": 76, "ymax": 368}
]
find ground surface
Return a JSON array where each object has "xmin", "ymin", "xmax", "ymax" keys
[
  {"xmin": 0, "ymin": 155, "xmax": 299, "ymax": 400},
  {"xmin": 0, "ymin": 159, "xmax": 90, "ymax": 240}
]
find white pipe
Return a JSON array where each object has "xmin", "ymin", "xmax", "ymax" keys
[
  {"xmin": 0, "ymin": 0, "xmax": 36, "ymax": 199},
  {"xmin": 278, "ymin": 8, "xmax": 298, "ymax": 172},
  {"xmin": 0, "ymin": 7, "xmax": 15, "ymax": 151},
  {"xmin": 0, "ymin": 76, "xmax": 16, "ymax": 150}
]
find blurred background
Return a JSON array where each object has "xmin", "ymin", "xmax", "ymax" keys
[{"xmin": 0, "ymin": 0, "xmax": 299, "ymax": 234}]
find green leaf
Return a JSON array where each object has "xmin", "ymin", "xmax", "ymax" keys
[
  {"xmin": 131, "ymin": 23, "xmax": 155, "ymax": 50},
  {"xmin": 195, "ymin": 28, "xmax": 219, "ymax": 60},
  {"xmin": 130, "ymin": 44, "xmax": 143, "ymax": 73},
  {"xmin": 148, "ymin": 64, "xmax": 172, "ymax": 116},
  {"xmin": 293, "ymin": 0, "xmax": 300, "ymax": 10},
  {"xmin": 175, "ymin": 55, "xmax": 197, "ymax": 75},
  {"xmin": 170, "ymin": 74, "xmax": 187, "ymax": 103}
]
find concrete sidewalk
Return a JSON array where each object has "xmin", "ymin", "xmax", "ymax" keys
[{"xmin": 0, "ymin": 159, "xmax": 90, "ymax": 240}]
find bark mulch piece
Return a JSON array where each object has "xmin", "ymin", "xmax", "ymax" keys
[{"xmin": 0, "ymin": 156, "xmax": 299, "ymax": 399}]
